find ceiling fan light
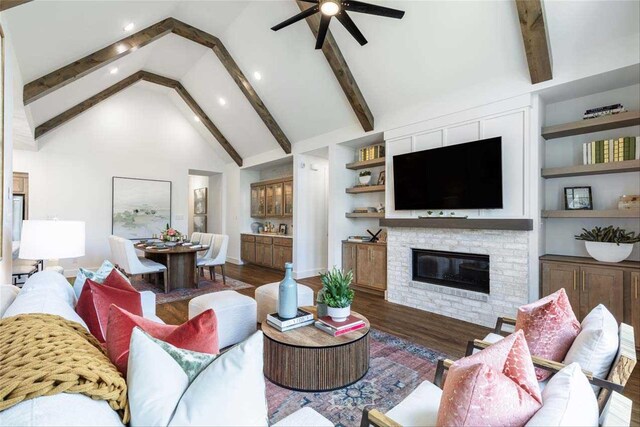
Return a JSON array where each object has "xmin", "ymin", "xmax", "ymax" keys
[{"xmin": 320, "ymin": 0, "xmax": 340, "ymax": 16}]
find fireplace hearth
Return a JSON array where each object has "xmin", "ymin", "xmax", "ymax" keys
[{"xmin": 412, "ymin": 249, "xmax": 490, "ymax": 294}]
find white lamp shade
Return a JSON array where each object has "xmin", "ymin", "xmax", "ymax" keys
[{"xmin": 19, "ymin": 220, "xmax": 86, "ymax": 260}]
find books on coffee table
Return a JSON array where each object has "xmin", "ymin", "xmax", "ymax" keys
[
  {"xmin": 314, "ymin": 315, "xmax": 366, "ymax": 337},
  {"xmin": 314, "ymin": 321, "xmax": 365, "ymax": 337},
  {"xmin": 267, "ymin": 319, "xmax": 315, "ymax": 332},
  {"xmin": 266, "ymin": 309, "xmax": 313, "ymax": 329}
]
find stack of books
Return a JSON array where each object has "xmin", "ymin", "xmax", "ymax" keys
[
  {"xmin": 582, "ymin": 137, "xmax": 639, "ymax": 164},
  {"xmin": 352, "ymin": 207, "xmax": 377, "ymax": 214},
  {"xmin": 357, "ymin": 144, "xmax": 385, "ymax": 162},
  {"xmin": 582, "ymin": 104, "xmax": 626, "ymax": 120},
  {"xmin": 347, "ymin": 236, "xmax": 372, "ymax": 243},
  {"xmin": 314, "ymin": 315, "xmax": 366, "ymax": 337},
  {"xmin": 266, "ymin": 309, "xmax": 314, "ymax": 332}
]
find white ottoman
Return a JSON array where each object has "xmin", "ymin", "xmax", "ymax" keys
[
  {"xmin": 188, "ymin": 291, "xmax": 257, "ymax": 349},
  {"xmin": 255, "ymin": 282, "xmax": 314, "ymax": 323}
]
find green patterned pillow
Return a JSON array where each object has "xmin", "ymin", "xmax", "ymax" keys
[{"xmin": 73, "ymin": 260, "xmax": 116, "ymax": 298}]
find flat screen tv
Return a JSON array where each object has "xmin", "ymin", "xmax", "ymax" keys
[{"xmin": 393, "ymin": 137, "xmax": 503, "ymax": 210}]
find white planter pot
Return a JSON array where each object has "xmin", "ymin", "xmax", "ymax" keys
[
  {"xmin": 327, "ymin": 305, "xmax": 351, "ymax": 322},
  {"xmin": 359, "ymin": 175, "xmax": 371, "ymax": 185},
  {"xmin": 585, "ymin": 241, "xmax": 634, "ymax": 263}
]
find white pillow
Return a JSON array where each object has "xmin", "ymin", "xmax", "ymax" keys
[
  {"xmin": 73, "ymin": 260, "xmax": 117, "ymax": 298},
  {"xmin": 0, "ymin": 284, "xmax": 20, "ymax": 317},
  {"xmin": 564, "ymin": 304, "xmax": 618, "ymax": 391},
  {"xmin": 127, "ymin": 328, "xmax": 268, "ymax": 427},
  {"xmin": 526, "ymin": 363, "xmax": 598, "ymax": 427}
]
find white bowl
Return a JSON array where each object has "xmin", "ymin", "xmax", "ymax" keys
[{"xmin": 585, "ymin": 241, "xmax": 633, "ymax": 263}]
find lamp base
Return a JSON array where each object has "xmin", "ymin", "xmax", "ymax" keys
[{"xmin": 44, "ymin": 265, "xmax": 64, "ymax": 275}]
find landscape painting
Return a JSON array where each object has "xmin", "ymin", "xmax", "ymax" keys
[{"xmin": 112, "ymin": 177, "xmax": 171, "ymax": 239}]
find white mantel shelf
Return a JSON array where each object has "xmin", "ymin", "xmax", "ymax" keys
[{"xmin": 379, "ymin": 218, "xmax": 533, "ymax": 231}]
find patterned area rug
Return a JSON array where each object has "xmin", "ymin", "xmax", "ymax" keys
[
  {"xmin": 267, "ymin": 328, "xmax": 447, "ymax": 426},
  {"xmin": 130, "ymin": 276, "xmax": 253, "ymax": 304}
]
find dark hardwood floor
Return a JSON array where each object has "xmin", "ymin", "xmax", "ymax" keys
[{"xmin": 156, "ymin": 262, "xmax": 639, "ymax": 425}]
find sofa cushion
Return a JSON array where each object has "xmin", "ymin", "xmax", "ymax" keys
[
  {"xmin": 525, "ymin": 363, "xmax": 599, "ymax": 426},
  {"xmin": 76, "ymin": 271, "xmax": 142, "ymax": 343},
  {"xmin": 127, "ymin": 328, "xmax": 267, "ymax": 426},
  {"xmin": 386, "ymin": 380, "xmax": 442, "ymax": 427},
  {"xmin": 0, "ymin": 285, "xmax": 20, "ymax": 317},
  {"xmin": 73, "ymin": 260, "xmax": 118, "ymax": 299},
  {"xmin": 106, "ymin": 305, "xmax": 218, "ymax": 375},
  {"xmin": 516, "ymin": 288, "xmax": 581, "ymax": 381}
]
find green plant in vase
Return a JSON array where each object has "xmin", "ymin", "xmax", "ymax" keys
[
  {"xmin": 575, "ymin": 226, "xmax": 640, "ymax": 263},
  {"xmin": 359, "ymin": 170, "xmax": 372, "ymax": 185},
  {"xmin": 320, "ymin": 267, "xmax": 355, "ymax": 322}
]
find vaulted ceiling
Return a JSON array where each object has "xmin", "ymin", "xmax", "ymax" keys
[{"xmin": 3, "ymin": 1, "xmax": 639, "ymax": 164}]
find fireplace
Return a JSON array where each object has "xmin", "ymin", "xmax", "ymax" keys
[{"xmin": 412, "ymin": 249, "xmax": 490, "ymax": 294}]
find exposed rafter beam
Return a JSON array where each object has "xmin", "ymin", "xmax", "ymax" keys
[
  {"xmin": 23, "ymin": 17, "xmax": 291, "ymax": 154},
  {"xmin": 34, "ymin": 70, "xmax": 244, "ymax": 166},
  {"xmin": 0, "ymin": 0, "xmax": 33, "ymax": 12},
  {"xmin": 515, "ymin": 0, "xmax": 552, "ymax": 84},
  {"xmin": 295, "ymin": 1, "xmax": 374, "ymax": 132}
]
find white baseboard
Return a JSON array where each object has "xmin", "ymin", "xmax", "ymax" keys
[{"xmin": 293, "ymin": 268, "xmax": 323, "ymax": 279}]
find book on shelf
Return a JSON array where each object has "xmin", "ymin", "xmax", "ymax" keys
[
  {"xmin": 317, "ymin": 315, "xmax": 365, "ymax": 331},
  {"xmin": 314, "ymin": 321, "xmax": 366, "ymax": 337},
  {"xmin": 266, "ymin": 309, "xmax": 313, "ymax": 328},
  {"xmin": 356, "ymin": 144, "xmax": 385, "ymax": 162},
  {"xmin": 347, "ymin": 236, "xmax": 372, "ymax": 243},
  {"xmin": 582, "ymin": 104, "xmax": 625, "ymax": 119},
  {"xmin": 267, "ymin": 319, "xmax": 314, "ymax": 332},
  {"xmin": 582, "ymin": 136, "xmax": 639, "ymax": 165}
]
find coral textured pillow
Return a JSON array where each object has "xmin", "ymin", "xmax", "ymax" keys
[
  {"xmin": 76, "ymin": 270, "xmax": 142, "ymax": 343},
  {"xmin": 437, "ymin": 331, "xmax": 542, "ymax": 426},
  {"xmin": 516, "ymin": 288, "xmax": 581, "ymax": 381},
  {"xmin": 106, "ymin": 305, "xmax": 218, "ymax": 375}
]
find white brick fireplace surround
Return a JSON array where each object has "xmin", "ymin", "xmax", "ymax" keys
[{"xmin": 387, "ymin": 227, "xmax": 531, "ymax": 328}]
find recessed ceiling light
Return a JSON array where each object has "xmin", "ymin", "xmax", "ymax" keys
[
  {"xmin": 253, "ymin": 71, "xmax": 262, "ymax": 81},
  {"xmin": 218, "ymin": 97, "xmax": 227, "ymax": 106},
  {"xmin": 110, "ymin": 67, "xmax": 119, "ymax": 75},
  {"xmin": 123, "ymin": 22, "xmax": 135, "ymax": 32},
  {"xmin": 194, "ymin": 116, "xmax": 201, "ymax": 122}
]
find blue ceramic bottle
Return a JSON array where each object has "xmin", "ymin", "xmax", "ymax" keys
[{"xmin": 278, "ymin": 262, "xmax": 298, "ymax": 319}]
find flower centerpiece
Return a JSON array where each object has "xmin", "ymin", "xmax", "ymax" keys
[
  {"xmin": 320, "ymin": 267, "xmax": 355, "ymax": 322},
  {"xmin": 575, "ymin": 226, "xmax": 640, "ymax": 263},
  {"xmin": 160, "ymin": 223, "xmax": 182, "ymax": 242}
]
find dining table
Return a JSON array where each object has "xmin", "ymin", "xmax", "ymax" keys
[{"xmin": 135, "ymin": 243, "xmax": 209, "ymax": 292}]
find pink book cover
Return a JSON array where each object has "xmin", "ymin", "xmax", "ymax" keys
[{"xmin": 317, "ymin": 315, "xmax": 365, "ymax": 330}]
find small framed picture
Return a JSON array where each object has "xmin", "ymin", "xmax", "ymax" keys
[
  {"xmin": 377, "ymin": 171, "xmax": 386, "ymax": 185},
  {"xmin": 279, "ymin": 224, "xmax": 287, "ymax": 235},
  {"xmin": 564, "ymin": 187, "xmax": 593, "ymax": 210}
]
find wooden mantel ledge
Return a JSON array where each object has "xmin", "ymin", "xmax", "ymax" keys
[{"xmin": 379, "ymin": 217, "xmax": 534, "ymax": 231}]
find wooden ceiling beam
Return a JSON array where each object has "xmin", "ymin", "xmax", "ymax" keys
[
  {"xmin": 35, "ymin": 70, "xmax": 243, "ymax": 166},
  {"xmin": 0, "ymin": 0, "xmax": 33, "ymax": 12},
  {"xmin": 515, "ymin": 0, "xmax": 552, "ymax": 84},
  {"xmin": 295, "ymin": 1, "xmax": 374, "ymax": 132},
  {"xmin": 23, "ymin": 17, "xmax": 291, "ymax": 154}
]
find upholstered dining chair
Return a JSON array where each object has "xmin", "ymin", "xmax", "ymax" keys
[
  {"xmin": 108, "ymin": 236, "xmax": 168, "ymax": 292},
  {"xmin": 190, "ymin": 232, "xmax": 203, "ymax": 244},
  {"xmin": 197, "ymin": 234, "xmax": 229, "ymax": 284}
]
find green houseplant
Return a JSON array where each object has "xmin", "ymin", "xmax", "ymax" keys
[
  {"xmin": 320, "ymin": 267, "xmax": 355, "ymax": 322},
  {"xmin": 575, "ymin": 226, "xmax": 640, "ymax": 263},
  {"xmin": 358, "ymin": 170, "xmax": 372, "ymax": 185}
]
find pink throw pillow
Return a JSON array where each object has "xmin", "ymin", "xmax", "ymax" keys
[
  {"xmin": 516, "ymin": 288, "xmax": 581, "ymax": 380},
  {"xmin": 436, "ymin": 331, "xmax": 541, "ymax": 426}
]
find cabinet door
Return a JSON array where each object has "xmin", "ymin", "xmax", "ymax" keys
[
  {"xmin": 342, "ymin": 243, "xmax": 357, "ymax": 283},
  {"xmin": 272, "ymin": 245, "xmax": 293, "ymax": 271},
  {"xmin": 369, "ymin": 246, "xmax": 387, "ymax": 290},
  {"xmin": 630, "ymin": 272, "xmax": 640, "ymax": 348},
  {"xmin": 273, "ymin": 182, "xmax": 283, "ymax": 216},
  {"xmin": 241, "ymin": 241, "xmax": 256, "ymax": 263},
  {"xmin": 580, "ymin": 266, "xmax": 624, "ymax": 322},
  {"xmin": 256, "ymin": 243, "xmax": 273, "ymax": 268},
  {"xmin": 258, "ymin": 186, "xmax": 266, "ymax": 217},
  {"xmin": 250, "ymin": 187, "xmax": 260, "ymax": 218},
  {"xmin": 356, "ymin": 246, "xmax": 373, "ymax": 287},
  {"xmin": 283, "ymin": 181, "xmax": 293, "ymax": 216},
  {"xmin": 541, "ymin": 262, "xmax": 580, "ymax": 320}
]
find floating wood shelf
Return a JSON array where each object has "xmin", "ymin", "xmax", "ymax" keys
[
  {"xmin": 542, "ymin": 209, "xmax": 640, "ymax": 218},
  {"xmin": 541, "ymin": 159, "xmax": 640, "ymax": 178},
  {"xmin": 345, "ymin": 157, "xmax": 385, "ymax": 170},
  {"xmin": 541, "ymin": 111, "xmax": 640, "ymax": 140},
  {"xmin": 346, "ymin": 212, "xmax": 385, "ymax": 219},
  {"xmin": 345, "ymin": 185, "xmax": 385, "ymax": 194},
  {"xmin": 379, "ymin": 217, "xmax": 533, "ymax": 231}
]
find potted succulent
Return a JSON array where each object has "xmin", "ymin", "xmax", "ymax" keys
[
  {"xmin": 320, "ymin": 267, "xmax": 355, "ymax": 322},
  {"xmin": 359, "ymin": 170, "xmax": 372, "ymax": 185},
  {"xmin": 575, "ymin": 226, "xmax": 640, "ymax": 263}
]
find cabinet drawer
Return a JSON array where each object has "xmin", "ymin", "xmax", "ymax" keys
[
  {"xmin": 273, "ymin": 237, "xmax": 292, "ymax": 247},
  {"xmin": 256, "ymin": 236, "xmax": 273, "ymax": 244},
  {"xmin": 241, "ymin": 234, "xmax": 256, "ymax": 242}
]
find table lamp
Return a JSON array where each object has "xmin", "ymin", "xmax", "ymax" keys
[{"xmin": 19, "ymin": 220, "xmax": 85, "ymax": 275}]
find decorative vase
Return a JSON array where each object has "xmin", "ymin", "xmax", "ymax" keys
[
  {"xmin": 585, "ymin": 242, "xmax": 633, "ymax": 263},
  {"xmin": 359, "ymin": 175, "xmax": 371, "ymax": 185},
  {"xmin": 327, "ymin": 305, "xmax": 351, "ymax": 322},
  {"xmin": 278, "ymin": 262, "xmax": 298, "ymax": 319}
]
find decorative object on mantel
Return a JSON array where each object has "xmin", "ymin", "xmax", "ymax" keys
[
  {"xmin": 278, "ymin": 262, "xmax": 298, "ymax": 319},
  {"xmin": 366, "ymin": 229, "xmax": 382, "ymax": 243},
  {"xmin": 358, "ymin": 170, "xmax": 372, "ymax": 185},
  {"xmin": 618, "ymin": 195, "xmax": 640, "ymax": 210},
  {"xmin": 418, "ymin": 213, "xmax": 469, "ymax": 219},
  {"xmin": 320, "ymin": 267, "xmax": 355, "ymax": 322},
  {"xmin": 575, "ymin": 226, "xmax": 640, "ymax": 263},
  {"xmin": 564, "ymin": 186, "xmax": 593, "ymax": 210}
]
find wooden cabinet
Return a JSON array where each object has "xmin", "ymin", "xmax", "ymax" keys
[
  {"xmin": 580, "ymin": 266, "xmax": 624, "ymax": 321},
  {"xmin": 240, "ymin": 234, "xmax": 292, "ymax": 271},
  {"xmin": 342, "ymin": 241, "xmax": 387, "ymax": 294},
  {"xmin": 265, "ymin": 185, "xmax": 275, "ymax": 216},
  {"xmin": 541, "ymin": 262, "xmax": 580, "ymax": 319},
  {"xmin": 250, "ymin": 187, "xmax": 262, "ymax": 218},
  {"xmin": 272, "ymin": 237, "xmax": 292, "ymax": 270},
  {"xmin": 256, "ymin": 243, "xmax": 273, "ymax": 267},
  {"xmin": 283, "ymin": 180, "xmax": 293, "ymax": 216},
  {"xmin": 250, "ymin": 176, "xmax": 292, "ymax": 219},
  {"xmin": 630, "ymin": 272, "xmax": 640, "ymax": 347},
  {"xmin": 241, "ymin": 234, "xmax": 256, "ymax": 264}
]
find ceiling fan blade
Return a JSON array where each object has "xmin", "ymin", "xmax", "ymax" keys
[
  {"xmin": 315, "ymin": 14, "xmax": 331, "ymax": 49},
  {"xmin": 343, "ymin": 0, "xmax": 405, "ymax": 19},
  {"xmin": 298, "ymin": 0, "xmax": 319, "ymax": 3},
  {"xmin": 271, "ymin": 5, "xmax": 319, "ymax": 31},
  {"xmin": 336, "ymin": 11, "xmax": 367, "ymax": 45}
]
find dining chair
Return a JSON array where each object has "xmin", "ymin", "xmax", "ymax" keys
[
  {"xmin": 108, "ymin": 236, "xmax": 169, "ymax": 292},
  {"xmin": 197, "ymin": 234, "xmax": 229, "ymax": 284}
]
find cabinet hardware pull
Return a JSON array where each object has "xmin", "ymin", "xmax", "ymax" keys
[
  {"xmin": 582, "ymin": 271, "xmax": 585, "ymax": 292},
  {"xmin": 573, "ymin": 270, "xmax": 577, "ymax": 291},
  {"xmin": 635, "ymin": 276, "xmax": 638, "ymax": 299}
]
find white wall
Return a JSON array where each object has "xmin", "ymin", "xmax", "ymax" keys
[{"xmin": 13, "ymin": 86, "xmax": 229, "ymax": 273}]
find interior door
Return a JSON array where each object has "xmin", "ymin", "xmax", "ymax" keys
[
  {"xmin": 580, "ymin": 266, "xmax": 624, "ymax": 322},
  {"xmin": 541, "ymin": 262, "xmax": 580, "ymax": 320}
]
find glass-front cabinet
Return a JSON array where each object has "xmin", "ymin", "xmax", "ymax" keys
[
  {"xmin": 250, "ymin": 177, "xmax": 292, "ymax": 219},
  {"xmin": 265, "ymin": 185, "xmax": 275, "ymax": 216},
  {"xmin": 257, "ymin": 186, "xmax": 266, "ymax": 217},
  {"xmin": 283, "ymin": 180, "xmax": 293, "ymax": 216},
  {"xmin": 273, "ymin": 182, "xmax": 283, "ymax": 216}
]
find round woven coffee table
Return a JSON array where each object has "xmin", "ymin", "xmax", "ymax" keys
[{"xmin": 262, "ymin": 306, "xmax": 370, "ymax": 392}]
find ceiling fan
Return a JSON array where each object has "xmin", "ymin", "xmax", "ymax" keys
[{"xmin": 271, "ymin": 0, "xmax": 405, "ymax": 50}]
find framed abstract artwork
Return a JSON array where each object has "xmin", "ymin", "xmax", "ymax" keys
[
  {"xmin": 193, "ymin": 215, "xmax": 207, "ymax": 233},
  {"xmin": 112, "ymin": 177, "xmax": 171, "ymax": 239},
  {"xmin": 194, "ymin": 187, "xmax": 207, "ymax": 214}
]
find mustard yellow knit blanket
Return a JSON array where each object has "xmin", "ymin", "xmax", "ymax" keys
[{"xmin": 0, "ymin": 314, "xmax": 129, "ymax": 423}]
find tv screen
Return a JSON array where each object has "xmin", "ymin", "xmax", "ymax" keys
[{"xmin": 393, "ymin": 137, "xmax": 503, "ymax": 210}]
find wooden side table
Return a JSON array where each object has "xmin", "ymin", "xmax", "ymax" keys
[{"xmin": 261, "ymin": 306, "xmax": 370, "ymax": 392}]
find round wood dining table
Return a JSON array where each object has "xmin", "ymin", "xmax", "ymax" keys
[{"xmin": 135, "ymin": 243, "xmax": 209, "ymax": 292}]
